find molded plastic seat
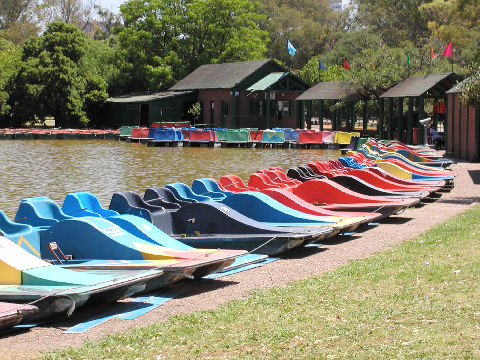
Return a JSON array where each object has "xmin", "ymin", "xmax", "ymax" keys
[
  {"xmin": 15, "ymin": 197, "xmax": 73, "ymax": 226},
  {"xmin": 109, "ymin": 191, "xmax": 166, "ymax": 224},
  {"xmin": 259, "ymin": 169, "xmax": 301, "ymax": 186},
  {"xmin": 248, "ymin": 173, "xmax": 290, "ymax": 190},
  {"xmin": 286, "ymin": 168, "xmax": 312, "ymax": 182},
  {"xmin": 165, "ymin": 183, "xmax": 212, "ymax": 202},
  {"xmin": 62, "ymin": 192, "xmax": 119, "ymax": 218},
  {"xmin": 0, "ymin": 211, "xmax": 42, "ymax": 256},
  {"xmin": 143, "ymin": 187, "xmax": 191, "ymax": 207},
  {"xmin": 192, "ymin": 178, "xmax": 232, "ymax": 199},
  {"xmin": 298, "ymin": 166, "xmax": 326, "ymax": 179},
  {"xmin": 219, "ymin": 175, "xmax": 258, "ymax": 193}
]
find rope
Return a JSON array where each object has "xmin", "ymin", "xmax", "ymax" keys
[{"xmin": 248, "ymin": 236, "xmax": 277, "ymax": 254}]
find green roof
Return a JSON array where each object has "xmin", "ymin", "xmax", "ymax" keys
[
  {"xmin": 169, "ymin": 59, "xmax": 283, "ymax": 90},
  {"xmin": 296, "ymin": 81, "xmax": 354, "ymax": 100},
  {"xmin": 380, "ymin": 73, "xmax": 461, "ymax": 98},
  {"xmin": 247, "ymin": 72, "xmax": 288, "ymax": 91},
  {"xmin": 446, "ymin": 77, "xmax": 471, "ymax": 94},
  {"xmin": 107, "ymin": 91, "xmax": 193, "ymax": 103}
]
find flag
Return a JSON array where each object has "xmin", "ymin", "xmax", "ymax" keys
[
  {"xmin": 430, "ymin": 47, "xmax": 436, "ymax": 59},
  {"xmin": 343, "ymin": 58, "xmax": 350, "ymax": 70},
  {"xmin": 407, "ymin": 52, "xmax": 410, "ymax": 67},
  {"xmin": 477, "ymin": 40, "xmax": 480, "ymax": 47},
  {"xmin": 442, "ymin": 41, "xmax": 453, "ymax": 57},
  {"xmin": 287, "ymin": 40, "xmax": 296, "ymax": 56},
  {"xmin": 319, "ymin": 60, "xmax": 328, "ymax": 70}
]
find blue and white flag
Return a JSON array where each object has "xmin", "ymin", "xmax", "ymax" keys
[
  {"xmin": 287, "ymin": 40, "xmax": 296, "ymax": 56},
  {"xmin": 477, "ymin": 40, "xmax": 480, "ymax": 47},
  {"xmin": 319, "ymin": 60, "xmax": 328, "ymax": 70}
]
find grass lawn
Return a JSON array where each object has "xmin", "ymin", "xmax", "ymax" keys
[{"xmin": 43, "ymin": 204, "xmax": 480, "ymax": 359}]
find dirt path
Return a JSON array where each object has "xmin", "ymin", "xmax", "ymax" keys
[{"xmin": 1, "ymin": 160, "xmax": 479, "ymax": 360}]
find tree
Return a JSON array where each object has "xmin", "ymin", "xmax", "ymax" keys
[
  {"xmin": 460, "ymin": 68, "xmax": 480, "ymax": 106},
  {"xmin": 115, "ymin": 0, "xmax": 268, "ymax": 93},
  {"xmin": 10, "ymin": 21, "xmax": 107, "ymax": 127},
  {"xmin": 0, "ymin": 39, "xmax": 21, "ymax": 122}
]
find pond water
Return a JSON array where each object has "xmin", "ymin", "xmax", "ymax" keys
[{"xmin": 0, "ymin": 140, "xmax": 340, "ymax": 217}]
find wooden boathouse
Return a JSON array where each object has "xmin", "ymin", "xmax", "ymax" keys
[
  {"xmin": 445, "ymin": 78, "xmax": 480, "ymax": 162},
  {"xmin": 169, "ymin": 59, "xmax": 309, "ymax": 129}
]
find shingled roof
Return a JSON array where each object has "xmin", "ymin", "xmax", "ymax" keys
[
  {"xmin": 296, "ymin": 81, "xmax": 354, "ymax": 100},
  {"xmin": 380, "ymin": 73, "xmax": 462, "ymax": 98},
  {"xmin": 170, "ymin": 59, "xmax": 284, "ymax": 91}
]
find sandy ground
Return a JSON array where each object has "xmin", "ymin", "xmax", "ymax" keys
[{"xmin": 1, "ymin": 159, "xmax": 479, "ymax": 360}]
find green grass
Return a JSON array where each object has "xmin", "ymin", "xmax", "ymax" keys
[{"xmin": 43, "ymin": 204, "xmax": 480, "ymax": 359}]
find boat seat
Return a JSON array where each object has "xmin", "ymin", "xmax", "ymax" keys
[
  {"xmin": 219, "ymin": 175, "xmax": 257, "ymax": 192},
  {"xmin": 109, "ymin": 191, "xmax": 167, "ymax": 224},
  {"xmin": 143, "ymin": 187, "xmax": 192, "ymax": 207},
  {"xmin": 165, "ymin": 183, "xmax": 212, "ymax": 202},
  {"xmin": 62, "ymin": 192, "xmax": 119, "ymax": 218},
  {"xmin": 248, "ymin": 173, "xmax": 290, "ymax": 190},
  {"xmin": 191, "ymin": 179, "xmax": 229, "ymax": 200},
  {"xmin": 298, "ymin": 166, "xmax": 326, "ymax": 179},
  {"xmin": 15, "ymin": 197, "xmax": 73, "ymax": 227},
  {"xmin": 286, "ymin": 168, "xmax": 315, "ymax": 182}
]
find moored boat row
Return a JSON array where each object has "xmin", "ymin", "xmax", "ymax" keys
[{"xmin": 0, "ymin": 138, "xmax": 455, "ymax": 333}]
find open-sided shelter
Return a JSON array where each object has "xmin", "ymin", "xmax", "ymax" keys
[
  {"xmin": 170, "ymin": 59, "xmax": 309, "ymax": 129},
  {"xmin": 380, "ymin": 73, "xmax": 461, "ymax": 144},
  {"xmin": 296, "ymin": 81, "xmax": 357, "ymax": 131}
]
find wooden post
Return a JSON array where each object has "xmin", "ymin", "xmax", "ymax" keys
[
  {"xmin": 332, "ymin": 109, "xmax": 337, "ymax": 131},
  {"xmin": 474, "ymin": 106, "xmax": 479, "ymax": 162},
  {"xmin": 378, "ymin": 98, "xmax": 384, "ymax": 139},
  {"xmin": 339, "ymin": 107, "xmax": 343, "ymax": 130},
  {"xmin": 397, "ymin": 97, "xmax": 403, "ymax": 142},
  {"xmin": 300, "ymin": 101, "xmax": 306, "ymax": 129},
  {"xmin": 407, "ymin": 97, "xmax": 414, "ymax": 144},
  {"xmin": 318, "ymin": 99, "xmax": 324, "ymax": 131},
  {"xmin": 349, "ymin": 101, "xmax": 355, "ymax": 132},
  {"xmin": 307, "ymin": 100, "xmax": 312, "ymax": 129},
  {"xmin": 388, "ymin": 97, "xmax": 394, "ymax": 140},
  {"xmin": 362, "ymin": 100, "xmax": 368, "ymax": 131},
  {"xmin": 418, "ymin": 95, "xmax": 425, "ymax": 144},
  {"xmin": 265, "ymin": 91, "xmax": 271, "ymax": 129}
]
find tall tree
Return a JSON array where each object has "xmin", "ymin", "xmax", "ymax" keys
[
  {"xmin": 9, "ymin": 21, "xmax": 107, "ymax": 127},
  {"xmin": 116, "ymin": 0, "xmax": 268, "ymax": 93}
]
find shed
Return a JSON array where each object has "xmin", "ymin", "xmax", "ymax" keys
[
  {"xmin": 170, "ymin": 59, "xmax": 309, "ymax": 129},
  {"xmin": 445, "ymin": 78, "xmax": 480, "ymax": 162},
  {"xmin": 102, "ymin": 91, "xmax": 196, "ymax": 128}
]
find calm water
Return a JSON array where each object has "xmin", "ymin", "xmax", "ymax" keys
[{"xmin": 0, "ymin": 140, "xmax": 340, "ymax": 217}]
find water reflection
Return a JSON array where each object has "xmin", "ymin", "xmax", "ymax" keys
[{"xmin": 0, "ymin": 140, "xmax": 340, "ymax": 217}]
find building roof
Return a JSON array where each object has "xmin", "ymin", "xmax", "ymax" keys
[
  {"xmin": 169, "ymin": 59, "xmax": 283, "ymax": 90},
  {"xmin": 247, "ymin": 72, "xmax": 288, "ymax": 91},
  {"xmin": 295, "ymin": 81, "xmax": 354, "ymax": 100},
  {"xmin": 107, "ymin": 91, "xmax": 193, "ymax": 103},
  {"xmin": 380, "ymin": 73, "xmax": 461, "ymax": 98},
  {"xmin": 446, "ymin": 77, "xmax": 471, "ymax": 94}
]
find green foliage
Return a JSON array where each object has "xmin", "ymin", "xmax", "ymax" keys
[
  {"xmin": 187, "ymin": 101, "xmax": 201, "ymax": 122},
  {"xmin": 258, "ymin": 0, "xmax": 336, "ymax": 69},
  {"xmin": 459, "ymin": 68, "xmax": 480, "ymax": 105},
  {"xmin": 10, "ymin": 21, "xmax": 107, "ymax": 127},
  {"xmin": 0, "ymin": 38, "xmax": 20, "ymax": 122},
  {"xmin": 115, "ymin": 0, "xmax": 268, "ymax": 93}
]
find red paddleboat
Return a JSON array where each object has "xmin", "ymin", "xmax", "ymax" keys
[{"xmin": 0, "ymin": 302, "xmax": 38, "ymax": 332}]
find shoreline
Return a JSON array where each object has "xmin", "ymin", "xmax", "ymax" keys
[{"xmin": 1, "ymin": 159, "xmax": 479, "ymax": 360}]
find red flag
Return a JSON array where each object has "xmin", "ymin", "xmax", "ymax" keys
[
  {"xmin": 343, "ymin": 59, "xmax": 350, "ymax": 70},
  {"xmin": 441, "ymin": 41, "xmax": 453, "ymax": 57},
  {"xmin": 430, "ymin": 47, "xmax": 437, "ymax": 59}
]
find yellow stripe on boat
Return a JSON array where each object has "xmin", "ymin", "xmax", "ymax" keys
[
  {"xmin": 376, "ymin": 161, "xmax": 413, "ymax": 179},
  {"xmin": 0, "ymin": 236, "xmax": 49, "ymax": 285},
  {"xmin": 17, "ymin": 235, "xmax": 41, "ymax": 257},
  {"xmin": 132, "ymin": 242, "xmax": 184, "ymax": 263}
]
